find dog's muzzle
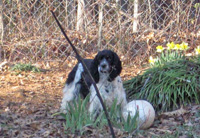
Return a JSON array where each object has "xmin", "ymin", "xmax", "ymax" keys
[{"xmin": 99, "ymin": 59, "xmax": 111, "ymax": 73}]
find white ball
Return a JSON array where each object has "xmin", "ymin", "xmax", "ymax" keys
[{"xmin": 122, "ymin": 100, "xmax": 155, "ymax": 129}]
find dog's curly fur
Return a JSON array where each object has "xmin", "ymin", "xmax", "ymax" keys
[{"xmin": 60, "ymin": 50, "xmax": 127, "ymax": 116}]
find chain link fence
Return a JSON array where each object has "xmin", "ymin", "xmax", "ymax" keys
[{"xmin": 0, "ymin": 0, "xmax": 200, "ymax": 65}]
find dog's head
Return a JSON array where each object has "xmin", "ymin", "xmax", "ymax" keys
[{"xmin": 90, "ymin": 50, "xmax": 122, "ymax": 82}]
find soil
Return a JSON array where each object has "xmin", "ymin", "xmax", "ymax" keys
[{"xmin": 0, "ymin": 62, "xmax": 199, "ymax": 138}]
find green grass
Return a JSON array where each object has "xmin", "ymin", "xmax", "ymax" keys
[
  {"xmin": 124, "ymin": 53, "xmax": 200, "ymax": 112},
  {"xmin": 56, "ymin": 96, "xmax": 139, "ymax": 135},
  {"xmin": 11, "ymin": 63, "xmax": 40, "ymax": 72}
]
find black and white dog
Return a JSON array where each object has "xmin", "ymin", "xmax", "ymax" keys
[{"xmin": 60, "ymin": 50, "xmax": 127, "ymax": 117}]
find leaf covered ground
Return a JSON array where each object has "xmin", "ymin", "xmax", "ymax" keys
[{"xmin": 0, "ymin": 61, "xmax": 199, "ymax": 138}]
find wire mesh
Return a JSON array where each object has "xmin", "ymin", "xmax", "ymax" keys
[{"xmin": 0, "ymin": 0, "xmax": 200, "ymax": 65}]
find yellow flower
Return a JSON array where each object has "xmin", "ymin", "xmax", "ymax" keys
[
  {"xmin": 149, "ymin": 56, "xmax": 156, "ymax": 64},
  {"xmin": 156, "ymin": 45, "xmax": 164, "ymax": 53},
  {"xmin": 180, "ymin": 42, "xmax": 188, "ymax": 50},
  {"xmin": 174, "ymin": 44, "xmax": 181, "ymax": 50},
  {"xmin": 195, "ymin": 46, "xmax": 200, "ymax": 55},
  {"xmin": 167, "ymin": 42, "xmax": 175, "ymax": 50}
]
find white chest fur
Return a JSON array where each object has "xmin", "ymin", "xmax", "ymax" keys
[{"xmin": 89, "ymin": 76, "xmax": 127, "ymax": 113}]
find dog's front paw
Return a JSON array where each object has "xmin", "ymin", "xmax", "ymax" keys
[
  {"xmin": 60, "ymin": 108, "xmax": 67, "ymax": 114},
  {"xmin": 60, "ymin": 101, "xmax": 67, "ymax": 114}
]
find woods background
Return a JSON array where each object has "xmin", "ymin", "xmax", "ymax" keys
[{"xmin": 0, "ymin": 0, "xmax": 200, "ymax": 65}]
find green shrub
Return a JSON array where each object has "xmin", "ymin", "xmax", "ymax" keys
[{"xmin": 124, "ymin": 42, "xmax": 200, "ymax": 112}]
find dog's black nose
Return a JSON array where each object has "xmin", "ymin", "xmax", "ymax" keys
[{"xmin": 101, "ymin": 64, "xmax": 107, "ymax": 68}]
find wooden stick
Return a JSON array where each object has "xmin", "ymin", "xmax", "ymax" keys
[{"xmin": 50, "ymin": 10, "xmax": 116, "ymax": 138}]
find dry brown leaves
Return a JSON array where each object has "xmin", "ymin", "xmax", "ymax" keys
[{"xmin": 0, "ymin": 61, "xmax": 199, "ymax": 138}]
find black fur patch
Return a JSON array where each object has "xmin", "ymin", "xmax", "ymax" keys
[{"xmin": 105, "ymin": 89, "xmax": 109, "ymax": 93}]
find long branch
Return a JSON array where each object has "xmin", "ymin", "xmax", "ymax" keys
[{"xmin": 50, "ymin": 10, "xmax": 116, "ymax": 138}]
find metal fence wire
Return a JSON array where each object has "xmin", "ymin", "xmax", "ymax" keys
[{"xmin": 0, "ymin": 0, "xmax": 200, "ymax": 64}]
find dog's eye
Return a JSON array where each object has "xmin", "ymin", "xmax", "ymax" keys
[
  {"xmin": 106, "ymin": 56, "xmax": 111, "ymax": 61},
  {"xmin": 98, "ymin": 56, "xmax": 103, "ymax": 61}
]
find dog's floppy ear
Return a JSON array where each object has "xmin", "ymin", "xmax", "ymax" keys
[
  {"xmin": 90, "ymin": 53, "xmax": 100, "ymax": 83},
  {"xmin": 108, "ymin": 52, "xmax": 122, "ymax": 82}
]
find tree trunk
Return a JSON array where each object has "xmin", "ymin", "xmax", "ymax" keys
[
  {"xmin": 148, "ymin": 0, "xmax": 152, "ymax": 28},
  {"xmin": 133, "ymin": 0, "xmax": 138, "ymax": 32},
  {"xmin": 76, "ymin": 0, "xmax": 85, "ymax": 32},
  {"xmin": 66, "ymin": 0, "xmax": 74, "ymax": 30},
  {"xmin": 0, "ymin": 0, "xmax": 3, "ymax": 43},
  {"xmin": 17, "ymin": 0, "xmax": 24, "ymax": 33},
  {"xmin": 98, "ymin": 3, "xmax": 103, "ymax": 48},
  {"xmin": 0, "ymin": 0, "xmax": 3, "ymax": 61}
]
